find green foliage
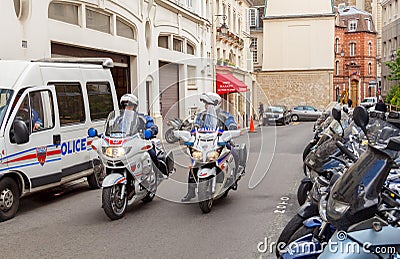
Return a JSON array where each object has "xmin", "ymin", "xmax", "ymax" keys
[{"xmin": 385, "ymin": 48, "xmax": 400, "ymax": 105}]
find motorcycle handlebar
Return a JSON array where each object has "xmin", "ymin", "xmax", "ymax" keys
[{"xmin": 335, "ymin": 141, "xmax": 357, "ymax": 162}]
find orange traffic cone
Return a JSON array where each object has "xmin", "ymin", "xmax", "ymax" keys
[{"xmin": 249, "ymin": 116, "xmax": 256, "ymax": 133}]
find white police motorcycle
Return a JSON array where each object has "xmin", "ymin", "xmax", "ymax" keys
[
  {"xmin": 88, "ymin": 110, "xmax": 173, "ymax": 220},
  {"xmin": 174, "ymin": 119, "xmax": 246, "ymax": 213}
]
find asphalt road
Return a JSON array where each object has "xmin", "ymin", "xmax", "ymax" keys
[{"xmin": 0, "ymin": 122, "xmax": 314, "ymax": 258}]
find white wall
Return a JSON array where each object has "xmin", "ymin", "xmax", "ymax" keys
[
  {"xmin": 262, "ymin": 17, "xmax": 335, "ymax": 70},
  {"xmin": 266, "ymin": 0, "xmax": 333, "ymax": 17}
]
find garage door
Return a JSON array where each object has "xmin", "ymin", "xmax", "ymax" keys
[{"xmin": 159, "ymin": 61, "xmax": 179, "ymax": 119}]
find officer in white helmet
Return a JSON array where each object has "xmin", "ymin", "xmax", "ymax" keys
[
  {"xmin": 120, "ymin": 94, "xmax": 169, "ymax": 177},
  {"xmin": 181, "ymin": 92, "xmax": 240, "ymax": 202}
]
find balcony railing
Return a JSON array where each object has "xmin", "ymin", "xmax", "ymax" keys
[{"xmin": 216, "ymin": 29, "xmax": 244, "ymax": 49}]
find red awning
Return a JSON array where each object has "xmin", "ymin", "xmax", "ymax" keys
[{"xmin": 216, "ymin": 73, "xmax": 248, "ymax": 94}]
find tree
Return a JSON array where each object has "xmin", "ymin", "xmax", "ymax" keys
[{"xmin": 385, "ymin": 48, "xmax": 400, "ymax": 105}]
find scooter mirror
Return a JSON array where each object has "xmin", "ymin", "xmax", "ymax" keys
[
  {"xmin": 353, "ymin": 106, "xmax": 369, "ymax": 130},
  {"xmin": 332, "ymin": 107, "xmax": 341, "ymax": 122}
]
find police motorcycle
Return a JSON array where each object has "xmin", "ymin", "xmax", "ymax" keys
[
  {"xmin": 278, "ymin": 107, "xmax": 400, "ymax": 258},
  {"xmin": 174, "ymin": 119, "xmax": 247, "ymax": 213},
  {"xmin": 88, "ymin": 110, "xmax": 174, "ymax": 220}
]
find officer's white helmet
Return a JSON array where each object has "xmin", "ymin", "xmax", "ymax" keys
[
  {"xmin": 120, "ymin": 94, "xmax": 138, "ymax": 110},
  {"xmin": 200, "ymin": 92, "xmax": 222, "ymax": 107}
]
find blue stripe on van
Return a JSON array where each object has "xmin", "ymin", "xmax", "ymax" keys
[{"xmin": 1, "ymin": 144, "xmax": 59, "ymax": 161}]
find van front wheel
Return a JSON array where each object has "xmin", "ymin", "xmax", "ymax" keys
[{"xmin": 0, "ymin": 177, "xmax": 20, "ymax": 222}]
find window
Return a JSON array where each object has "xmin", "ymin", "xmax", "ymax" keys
[
  {"xmin": 187, "ymin": 42, "xmax": 195, "ymax": 55},
  {"xmin": 368, "ymin": 42, "xmax": 372, "ymax": 56},
  {"xmin": 173, "ymin": 38, "xmax": 183, "ymax": 52},
  {"xmin": 86, "ymin": 8, "xmax": 110, "ymax": 34},
  {"xmin": 158, "ymin": 35, "xmax": 169, "ymax": 49},
  {"xmin": 248, "ymin": 8, "xmax": 258, "ymax": 27},
  {"xmin": 187, "ymin": 66, "xmax": 196, "ymax": 86},
  {"xmin": 116, "ymin": 18, "xmax": 135, "ymax": 40},
  {"xmin": 186, "ymin": 0, "xmax": 193, "ymax": 10},
  {"xmin": 12, "ymin": 90, "xmax": 54, "ymax": 139},
  {"xmin": 251, "ymin": 38, "xmax": 258, "ymax": 63},
  {"xmin": 86, "ymin": 82, "xmax": 113, "ymax": 121},
  {"xmin": 350, "ymin": 43, "xmax": 356, "ymax": 56},
  {"xmin": 348, "ymin": 20, "xmax": 357, "ymax": 31},
  {"xmin": 48, "ymin": 2, "xmax": 79, "ymax": 25},
  {"xmin": 366, "ymin": 19, "xmax": 371, "ymax": 31},
  {"xmin": 335, "ymin": 38, "xmax": 340, "ymax": 53},
  {"xmin": 335, "ymin": 61, "xmax": 340, "ymax": 75},
  {"xmin": 368, "ymin": 63, "xmax": 372, "ymax": 75},
  {"xmin": 53, "ymin": 83, "xmax": 85, "ymax": 125}
]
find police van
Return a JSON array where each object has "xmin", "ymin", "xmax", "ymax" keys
[{"xmin": 0, "ymin": 58, "xmax": 119, "ymax": 221}]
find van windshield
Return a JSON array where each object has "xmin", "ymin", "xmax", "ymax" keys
[{"xmin": 0, "ymin": 89, "xmax": 14, "ymax": 126}]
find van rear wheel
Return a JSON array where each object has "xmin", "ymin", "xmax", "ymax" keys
[{"xmin": 0, "ymin": 178, "xmax": 20, "ymax": 222}]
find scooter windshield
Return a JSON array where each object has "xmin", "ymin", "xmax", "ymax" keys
[{"xmin": 105, "ymin": 110, "xmax": 139, "ymax": 138}]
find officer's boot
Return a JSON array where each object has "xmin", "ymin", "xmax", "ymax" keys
[
  {"xmin": 181, "ymin": 183, "xmax": 196, "ymax": 202},
  {"xmin": 181, "ymin": 172, "xmax": 196, "ymax": 202}
]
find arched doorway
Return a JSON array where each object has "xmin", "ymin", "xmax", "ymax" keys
[{"xmin": 350, "ymin": 80, "xmax": 358, "ymax": 107}]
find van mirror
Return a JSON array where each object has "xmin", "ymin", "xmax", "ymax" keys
[
  {"xmin": 13, "ymin": 120, "xmax": 29, "ymax": 144},
  {"xmin": 332, "ymin": 107, "xmax": 341, "ymax": 122},
  {"xmin": 88, "ymin": 128, "xmax": 98, "ymax": 138}
]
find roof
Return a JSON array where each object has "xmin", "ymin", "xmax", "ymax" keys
[
  {"xmin": 338, "ymin": 6, "xmax": 371, "ymax": 16},
  {"xmin": 335, "ymin": 6, "xmax": 376, "ymax": 32}
]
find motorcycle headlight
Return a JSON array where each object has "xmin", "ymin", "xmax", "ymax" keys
[
  {"xmin": 104, "ymin": 147, "xmax": 126, "ymax": 158},
  {"xmin": 190, "ymin": 148, "xmax": 203, "ymax": 161},
  {"xmin": 327, "ymin": 197, "xmax": 350, "ymax": 221},
  {"xmin": 207, "ymin": 151, "xmax": 220, "ymax": 162}
]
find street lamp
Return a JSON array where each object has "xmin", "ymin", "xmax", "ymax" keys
[
  {"xmin": 215, "ymin": 14, "xmax": 228, "ymax": 34},
  {"xmin": 249, "ymin": 40, "xmax": 256, "ymax": 52},
  {"xmin": 340, "ymin": 49, "xmax": 344, "ymax": 57}
]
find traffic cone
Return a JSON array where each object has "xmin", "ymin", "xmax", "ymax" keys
[{"xmin": 249, "ymin": 116, "xmax": 256, "ymax": 133}]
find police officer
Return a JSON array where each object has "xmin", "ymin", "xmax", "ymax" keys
[
  {"xmin": 120, "ymin": 94, "xmax": 168, "ymax": 176},
  {"xmin": 181, "ymin": 92, "xmax": 240, "ymax": 202}
]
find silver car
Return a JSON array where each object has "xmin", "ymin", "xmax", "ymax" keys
[{"xmin": 291, "ymin": 105, "xmax": 322, "ymax": 121}]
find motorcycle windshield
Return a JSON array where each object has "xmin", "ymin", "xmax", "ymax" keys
[
  {"xmin": 367, "ymin": 117, "xmax": 400, "ymax": 144},
  {"xmin": 203, "ymin": 105, "xmax": 219, "ymax": 129},
  {"xmin": 327, "ymin": 146, "xmax": 392, "ymax": 229},
  {"xmin": 104, "ymin": 110, "xmax": 140, "ymax": 138}
]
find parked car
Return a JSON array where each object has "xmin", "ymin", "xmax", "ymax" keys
[
  {"xmin": 360, "ymin": 97, "xmax": 377, "ymax": 108},
  {"xmin": 290, "ymin": 105, "xmax": 322, "ymax": 122},
  {"xmin": 262, "ymin": 105, "xmax": 291, "ymax": 126}
]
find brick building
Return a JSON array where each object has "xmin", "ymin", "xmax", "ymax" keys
[{"xmin": 334, "ymin": 6, "xmax": 378, "ymax": 106}]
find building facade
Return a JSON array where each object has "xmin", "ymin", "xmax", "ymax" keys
[
  {"xmin": 1, "ymin": 0, "xmax": 213, "ymax": 132},
  {"xmin": 333, "ymin": 6, "xmax": 378, "ymax": 106},
  {"xmin": 256, "ymin": 0, "xmax": 335, "ymax": 110},
  {"xmin": 212, "ymin": 0, "xmax": 254, "ymax": 126},
  {"xmin": 381, "ymin": 0, "xmax": 400, "ymax": 96}
]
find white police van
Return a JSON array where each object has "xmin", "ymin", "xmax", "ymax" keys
[{"xmin": 0, "ymin": 58, "xmax": 119, "ymax": 221}]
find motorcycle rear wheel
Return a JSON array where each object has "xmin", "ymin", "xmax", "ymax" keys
[
  {"xmin": 165, "ymin": 128, "xmax": 178, "ymax": 143},
  {"xmin": 102, "ymin": 185, "xmax": 127, "ymax": 220},
  {"xmin": 198, "ymin": 178, "xmax": 213, "ymax": 213}
]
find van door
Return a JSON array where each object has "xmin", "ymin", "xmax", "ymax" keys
[{"xmin": 4, "ymin": 86, "xmax": 61, "ymax": 188}]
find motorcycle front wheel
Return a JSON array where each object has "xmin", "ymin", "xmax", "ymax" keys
[
  {"xmin": 102, "ymin": 184, "xmax": 127, "ymax": 220},
  {"xmin": 297, "ymin": 180, "xmax": 313, "ymax": 206},
  {"xmin": 165, "ymin": 128, "xmax": 178, "ymax": 143},
  {"xmin": 198, "ymin": 178, "xmax": 213, "ymax": 213}
]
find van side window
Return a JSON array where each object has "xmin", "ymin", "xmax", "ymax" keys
[
  {"xmin": 86, "ymin": 82, "xmax": 113, "ymax": 120},
  {"xmin": 53, "ymin": 83, "xmax": 85, "ymax": 125},
  {"xmin": 11, "ymin": 90, "xmax": 54, "ymax": 142}
]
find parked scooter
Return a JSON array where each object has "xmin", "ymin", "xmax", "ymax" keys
[
  {"xmin": 319, "ymin": 107, "xmax": 400, "ymax": 258},
  {"xmin": 174, "ymin": 126, "xmax": 246, "ymax": 213},
  {"xmin": 165, "ymin": 115, "xmax": 195, "ymax": 144},
  {"xmin": 88, "ymin": 110, "xmax": 174, "ymax": 220},
  {"xmin": 279, "ymin": 107, "xmax": 400, "ymax": 258}
]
